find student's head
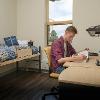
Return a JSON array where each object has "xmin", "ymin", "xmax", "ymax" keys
[{"xmin": 64, "ymin": 26, "xmax": 77, "ymax": 43}]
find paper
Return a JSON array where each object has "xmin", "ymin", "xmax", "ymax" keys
[{"xmin": 78, "ymin": 50, "xmax": 89, "ymax": 58}]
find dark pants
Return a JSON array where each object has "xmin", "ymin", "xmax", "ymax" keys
[{"xmin": 55, "ymin": 66, "xmax": 64, "ymax": 74}]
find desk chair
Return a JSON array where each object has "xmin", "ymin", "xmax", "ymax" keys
[{"xmin": 42, "ymin": 47, "xmax": 59, "ymax": 100}]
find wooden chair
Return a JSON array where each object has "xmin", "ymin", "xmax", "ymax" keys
[
  {"xmin": 44, "ymin": 46, "xmax": 59, "ymax": 78},
  {"xmin": 42, "ymin": 46, "xmax": 59, "ymax": 100}
]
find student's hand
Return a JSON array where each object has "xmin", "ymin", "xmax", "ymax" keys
[
  {"xmin": 78, "ymin": 54, "xmax": 87, "ymax": 60},
  {"xmin": 72, "ymin": 54, "xmax": 78, "ymax": 57},
  {"xmin": 72, "ymin": 54, "xmax": 86, "ymax": 61}
]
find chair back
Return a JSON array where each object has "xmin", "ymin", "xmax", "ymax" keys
[
  {"xmin": 44, "ymin": 46, "xmax": 51, "ymax": 67},
  {"xmin": 44, "ymin": 46, "xmax": 59, "ymax": 78}
]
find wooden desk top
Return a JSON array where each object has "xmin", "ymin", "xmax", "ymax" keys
[
  {"xmin": 59, "ymin": 56, "xmax": 100, "ymax": 87},
  {"xmin": 63, "ymin": 56, "xmax": 100, "ymax": 68},
  {"xmin": 59, "ymin": 67, "xmax": 100, "ymax": 87},
  {"xmin": 58, "ymin": 66, "xmax": 100, "ymax": 87}
]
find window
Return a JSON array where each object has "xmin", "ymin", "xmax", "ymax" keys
[
  {"xmin": 47, "ymin": 0, "xmax": 73, "ymax": 45},
  {"xmin": 49, "ymin": 0, "xmax": 73, "ymax": 21}
]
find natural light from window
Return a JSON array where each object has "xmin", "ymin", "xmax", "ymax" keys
[
  {"xmin": 47, "ymin": 0, "xmax": 73, "ymax": 45},
  {"xmin": 49, "ymin": 0, "xmax": 73, "ymax": 21}
]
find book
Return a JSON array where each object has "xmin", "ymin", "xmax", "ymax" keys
[{"xmin": 78, "ymin": 50, "xmax": 89, "ymax": 62}]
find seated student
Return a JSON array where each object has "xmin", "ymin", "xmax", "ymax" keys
[{"xmin": 51, "ymin": 26, "xmax": 86, "ymax": 74}]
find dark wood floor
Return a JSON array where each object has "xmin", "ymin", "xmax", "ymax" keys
[{"xmin": 0, "ymin": 71, "xmax": 58, "ymax": 100}]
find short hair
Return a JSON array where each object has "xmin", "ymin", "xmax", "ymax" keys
[{"xmin": 66, "ymin": 26, "xmax": 77, "ymax": 34}]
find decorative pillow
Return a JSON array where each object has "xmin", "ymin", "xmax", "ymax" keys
[
  {"xmin": 17, "ymin": 40, "xmax": 29, "ymax": 49},
  {"xmin": 4, "ymin": 36, "xmax": 19, "ymax": 47},
  {"xmin": 32, "ymin": 46, "xmax": 38, "ymax": 54},
  {"xmin": 11, "ymin": 36, "xmax": 19, "ymax": 46},
  {"xmin": 4, "ymin": 37, "xmax": 12, "ymax": 47},
  {"xmin": 0, "ymin": 46, "xmax": 16, "ymax": 62},
  {"xmin": 6, "ymin": 49, "xmax": 16, "ymax": 60},
  {"xmin": 0, "ymin": 48, "xmax": 9, "ymax": 62}
]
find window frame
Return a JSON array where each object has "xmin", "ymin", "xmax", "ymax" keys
[{"xmin": 46, "ymin": 0, "xmax": 73, "ymax": 45}]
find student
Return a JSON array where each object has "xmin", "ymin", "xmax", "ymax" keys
[{"xmin": 51, "ymin": 26, "xmax": 86, "ymax": 74}]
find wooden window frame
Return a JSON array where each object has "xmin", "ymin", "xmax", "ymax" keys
[{"xmin": 46, "ymin": 0, "xmax": 73, "ymax": 45}]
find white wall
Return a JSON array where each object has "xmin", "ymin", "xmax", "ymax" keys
[
  {"xmin": 0, "ymin": 0, "xmax": 17, "ymax": 43},
  {"xmin": 17, "ymin": 0, "xmax": 48, "ymax": 69},
  {"xmin": 73, "ymin": 0, "xmax": 100, "ymax": 52},
  {"xmin": 17, "ymin": 0, "xmax": 46, "ymax": 47}
]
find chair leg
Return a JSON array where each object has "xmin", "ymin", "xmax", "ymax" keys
[{"xmin": 42, "ymin": 92, "xmax": 59, "ymax": 100}]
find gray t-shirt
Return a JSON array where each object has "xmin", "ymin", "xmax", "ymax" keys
[{"xmin": 64, "ymin": 42, "xmax": 67, "ymax": 57}]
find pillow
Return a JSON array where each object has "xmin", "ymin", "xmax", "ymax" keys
[
  {"xmin": 5, "ymin": 47, "xmax": 16, "ymax": 60},
  {"xmin": 17, "ymin": 40, "xmax": 28, "ymax": 49},
  {"xmin": 32, "ymin": 46, "xmax": 38, "ymax": 54},
  {"xmin": 4, "ymin": 36, "xmax": 19, "ymax": 47},
  {"xmin": 0, "ymin": 48, "xmax": 9, "ymax": 62},
  {"xmin": 0, "ymin": 46, "xmax": 16, "ymax": 62},
  {"xmin": 4, "ymin": 37, "xmax": 12, "ymax": 47},
  {"xmin": 11, "ymin": 36, "xmax": 19, "ymax": 46}
]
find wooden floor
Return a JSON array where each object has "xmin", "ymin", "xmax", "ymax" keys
[{"xmin": 0, "ymin": 71, "xmax": 58, "ymax": 100}]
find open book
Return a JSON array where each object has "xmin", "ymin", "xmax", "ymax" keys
[{"xmin": 78, "ymin": 50, "xmax": 89, "ymax": 62}]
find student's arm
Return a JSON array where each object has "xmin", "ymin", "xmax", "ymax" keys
[
  {"xmin": 51, "ymin": 42, "xmax": 63, "ymax": 62},
  {"xmin": 58, "ymin": 55, "xmax": 86, "ymax": 64}
]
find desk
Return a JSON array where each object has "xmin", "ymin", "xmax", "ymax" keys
[
  {"xmin": 58, "ymin": 67, "xmax": 100, "ymax": 99},
  {"xmin": 58, "ymin": 56, "xmax": 100, "ymax": 99},
  {"xmin": 63, "ymin": 56, "xmax": 100, "ymax": 68},
  {"xmin": 59, "ymin": 67, "xmax": 100, "ymax": 87}
]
